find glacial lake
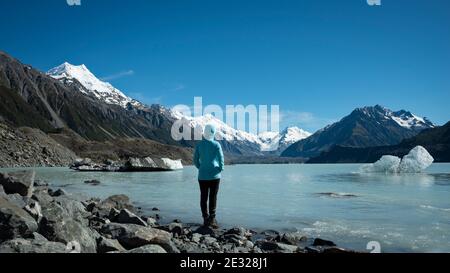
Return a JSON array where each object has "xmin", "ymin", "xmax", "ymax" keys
[{"xmin": 2, "ymin": 163, "xmax": 450, "ymax": 253}]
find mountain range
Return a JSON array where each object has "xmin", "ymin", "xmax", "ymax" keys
[
  {"xmin": 0, "ymin": 50, "xmax": 445, "ymax": 165},
  {"xmin": 0, "ymin": 51, "xmax": 310, "ymax": 161},
  {"xmin": 308, "ymin": 121, "xmax": 450, "ymax": 163},
  {"xmin": 46, "ymin": 61, "xmax": 312, "ymax": 155},
  {"xmin": 281, "ymin": 105, "xmax": 435, "ymax": 158}
]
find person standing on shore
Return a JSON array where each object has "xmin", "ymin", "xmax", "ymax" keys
[{"xmin": 193, "ymin": 124, "xmax": 225, "ymax": 229}]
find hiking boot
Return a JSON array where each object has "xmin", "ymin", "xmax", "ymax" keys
[
  {"xmin": 203, "ymin": 217, "xmax": 210, "ymax": 227},
  {"xmin": 208, "ymin": 217, "xmax": 219, "ymax": 229}
]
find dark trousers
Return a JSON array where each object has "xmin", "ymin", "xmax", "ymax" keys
[{"xmin": 198, "ymin": 179, "xmax": 220, "ymax": 219}]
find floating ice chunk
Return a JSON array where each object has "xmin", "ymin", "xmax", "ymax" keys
[
  {"xmin": 360, "ymin": 155, "xmax": 401, "ymax": 173},
  {"xmin": 161, "ymin": 158, "xmax": 184, "ymax": 170},
  {"xmin": 360, "ymin": 146, "xmax": 434, "ymax": 174},
  {"xmin": 398, "ymin": 146, "xmax": 434, "ymax": 173}
]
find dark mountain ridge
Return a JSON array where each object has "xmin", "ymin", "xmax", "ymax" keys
[
  {"xmin": 282, "ymin": 105, "xmax": 435, "ymax": 158},
  {"xmin": 308, "ymin": 121, "xmax": 450, "ymax": 163}
]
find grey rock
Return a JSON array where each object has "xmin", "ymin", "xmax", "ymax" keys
[
  {"xmin": 256, "ymin": 240, "xmax": 298, "ymax": 253},
  {"xmin": 93, "ymin": 195, "xmax": 135, "ymax": 218},
  {"xmin": 97, "ymin": 236, "xmax": 126, "ymax": 253},
  {"xmin": 39, "ymin": 217, "xmax": 97, "ymax": 253},
  {"xmin": 4, "ymin": 193, "xmax": 27, "ymax": 208},
  {"xmin": 0, "ymin": 196, "xmax": 38, "ymax": 241},
  {"xmin": 279, "ymin": 232, "xmax": 307, "ymax": 246},
  {"xmin": 200, "ymin": 235, "xmax": 217, "ymax": 245},
  {"xmin": 305, "ymin": 246, "xmax": 322, "ymax": 253},
  {"xmin": 0, "ymin": 238, "xmax": 67, "ymax": 253},
  {"xmin": 145, "ymin": 217, "xmax": 157, "ymax": 227},
  {"xmin": 191, "ymin": 233, "xmax": 202, "ymax": 243},
  {"xmin": 24, "ymin": 200, "xmax": 43, "ymax": 222},
  {"xmin": 31, "ymin": 189, "xmax": 54, "ymax": 207},
  {"xmin": 101, "ymin": 223, "xmax": 179, "ymax": 253},
  {"xmin": 223, "ymin": 234, "xmax": 245, "ymax": 246},
  {"xmin": 256, "ymin": 241, "xmax": 278, "ymax": 251},
  {"xmin": 51, "ymin": 189, "xmax": 67, "ymax": 197},
  {"xmin": 0, "ymin": 171, "xmax": 35, "ymax": 197},
  {"xmin": 194, "ymin": 226, "xmax": 217, "ymax": 237},
  {"xmin": 84, "ymin": 180, "xmax": 101, "ymax": 186},
  {"xmin": 224, "ymin": 227, "xmax": 248, "ymax": 237},
  {"xmin": 39, "ymin": 200, "xmax": 96, "ymax": 253},
  {"xmin": 54, "ymin": 196, "xmax": 90, "ymax": 225},
  {"xmin": 30, "ymin": 232, "xmax": 48, "ymax": 241},
  {"xmin": 126, "ymin": 244, "xmax": 167, "ymax": 253},
  {"xmin": 275, "ymin": 242, "xmax": 299, "ymax": 253},
  {"xmin": 167, "ymin": 222, "xmax": 183, "ymax": 236},
  {"xmin": 115, "ymin": 209, "xmax": 147, "ymax": 226},
  {"xmin": 313, "ymin": 238, "xmax": 336, "ymax": 247}
]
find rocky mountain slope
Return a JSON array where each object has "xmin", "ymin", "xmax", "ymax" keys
[
  {"xmin": 308, "ymin": 121, "xmax": 450, "ymax": 163},
  {"xmin": 0, "ymin": 51, "xmax": 177, "ymax": 144},
  {"xmin": 282, "ymin": 105, "xmax": 435, "ymax": 158},
  {"xmin": 0, "ymin": 122, "xmax": 77, "ymax": 167}
]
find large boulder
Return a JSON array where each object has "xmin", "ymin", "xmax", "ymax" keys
[
  {"xmin": 4, "ymin": 193, "xmax": 27, "ymax": 208},
  {"xmin": 96, "ymin": 236, "xmax": 126, "ymax": 253},
  {"xmin": 100, "ymin": 223, "xmax": 179, "ymax": 253},
  {"xmin": 39, "ymin": 198, "xmax": 96, "ymax": 253},
  {"xmin": 0, "ymin": 171, "xmax": 35, "ymax": 197},
  {"xmin": 92, "ymin": 195, "xmax": 135, "ymax": 218},
  {"xmin": 114, "ymin": 209, "xmax": 147, "ymax": 226},
  {"xmin": 0, "ymin": 196, "xmax": 38, "ymax": 242},
  {"xmin": 0, "ymin": 237, "xmax": 67, "ymax": 253},
  {"xmin": 126, "ymin": 244, "xmax": 167, "ymax": 253},
  {"xmin": 278, "ymin": 232, "xmax": 307, "ymax": 246}
]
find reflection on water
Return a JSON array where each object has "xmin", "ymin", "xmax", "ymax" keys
[{"xmin": 1, "ymin": 163, "xmax": 450, "ymax": 253}]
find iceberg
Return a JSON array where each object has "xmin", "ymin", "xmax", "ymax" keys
[
  {"xmin": 361, "ymin": 155, "xmax": 401, "ymax": 173},
  {"xmin": 161, "ymin": 158, "xmax": 184, "ymax": 170},
  {"xmin": 398, "ymin": 146, "xmax": 434, "ymax": 173},
  {"xmin": 360, "ymin": 146, "xmax": 434, "ymax": 174}
]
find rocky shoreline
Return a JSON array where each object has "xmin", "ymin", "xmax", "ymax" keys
[{"xmin": 0, "ymin": 170, "xmax": 355, "ymax": 254}]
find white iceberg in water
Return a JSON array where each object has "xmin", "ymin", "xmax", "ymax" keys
[
  {"xmin": 361, "ymin": 146, "xmax": 434, "ymax": 174},
  {"xmin": 361, "ymin": 155, "xmax": 401, "ymax": 173},
  {"xmin": 161, "ymin": 158, "xmax": 184, "ymax": 170},
  {"xmin": 398, "ymin": 146, "xmax": 434, "ymax": 173}
]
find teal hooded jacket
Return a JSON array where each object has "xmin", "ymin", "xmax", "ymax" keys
[{"xmin": 194, "ymin": 138, "xmax": 225, "ymax": 181}]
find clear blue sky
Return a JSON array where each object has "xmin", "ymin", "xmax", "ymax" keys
[{"xmin": 1, "ymin": 0, "xmax": 449, "ymax": 132}]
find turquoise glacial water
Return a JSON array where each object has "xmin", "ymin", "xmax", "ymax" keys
[{"xmin": 2, "ymin": 163, "xmax": 450, "ymax": 253}]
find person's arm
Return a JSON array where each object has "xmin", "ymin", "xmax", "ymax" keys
[
  {"xmin": 193, "ymin": 144, "xmax": 201, "ymax": 169},
  {"xmin": 217, "ymin": 143, "xmax": 225, "ymax": 172}
]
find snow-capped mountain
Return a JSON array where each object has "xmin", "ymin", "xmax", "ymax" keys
[
  {"xmin": 47, "ymin": 61, "xmax": 310, "ymax": 155},
  {"xmin": 47, "ymin": 62, "xmax": 142, "ymax": 109},
  {"xmin": 259, "ymin": 127, "xmax": 312, "ymax": 152},
  {"xmin": 171, "ymin": 111, "xmax": 311, "ymax": 154},
  {"xmin": 357, "ymin": 105, "xmax": 434, "ymax": 132},
  {"xmin": 391, "ymin": 110, "xmax": 435, "ymax": 131},
  {"xmin": 282, "ymin": 105, "xmax": 435, "ymax": 158}
]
